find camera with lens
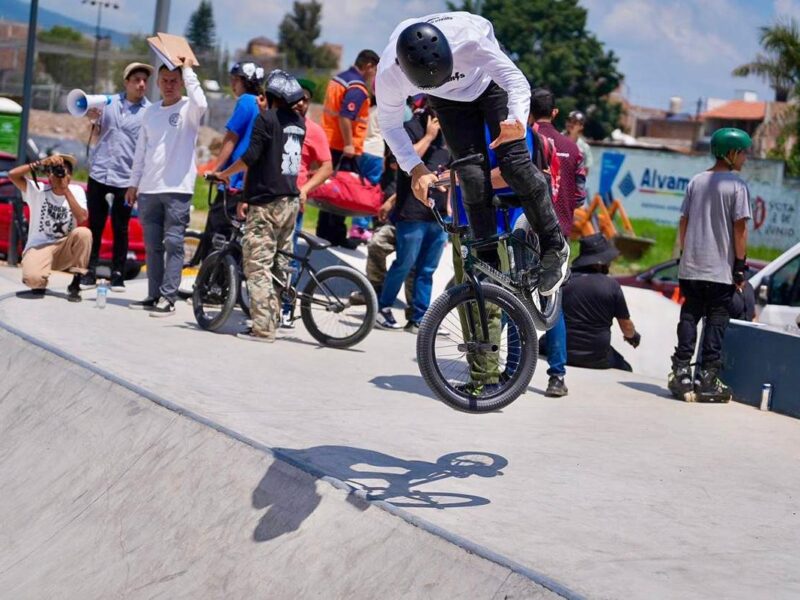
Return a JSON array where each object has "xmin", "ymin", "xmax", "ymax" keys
[{"xmin": 43, "ymin": 163, "xmax": 68, "ymax": 178}]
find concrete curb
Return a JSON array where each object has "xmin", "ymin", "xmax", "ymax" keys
[{"xmin": 0, "ymin": 292, "xmax": 584, "ymax": 600}]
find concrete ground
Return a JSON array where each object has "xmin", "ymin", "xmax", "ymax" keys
[{"xmin": 1, "ymin": 251, "xmax": 799, "ymax": 599}]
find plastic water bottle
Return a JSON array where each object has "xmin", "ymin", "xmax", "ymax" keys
[{"xmin": 97, "ymin": 279, "xmax": 108, "ymax": 309}]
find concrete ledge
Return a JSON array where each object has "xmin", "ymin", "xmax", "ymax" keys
[
  {"xmin": 723, "ymin": 321, "xmax": 800, "ymax": 419},
  {"xmin": 0, "ymin": 326, "xmax": 571, "ymax": 599}
]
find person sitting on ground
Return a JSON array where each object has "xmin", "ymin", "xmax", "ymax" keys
[
  {"xmin": 213, "ymin": 70, "xmax": 306, "ymax": 343},
  {"xmin": 8, "ymin": 154, "xmax": 91, "ymax": 302},
  {"xmin": 562, "ymin": 234, "xmax": 641, "ymax": 371},
  {"xmin": 375, "ymin": 106, "xmax": 449, "ymax": 332}
]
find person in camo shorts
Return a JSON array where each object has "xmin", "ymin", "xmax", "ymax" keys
[{"xmin": 213, "ymin": 70, "xmax": 306, "ymax": 343}]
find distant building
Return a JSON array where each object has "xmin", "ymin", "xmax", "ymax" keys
[
  {"xmin": 701, "ymin": 99, "xmax": 794, "ymax": 159},
  {"xmin": 247, "ymin": 37, "xmax": 279, "ymax": 59},
  {"xmin": 0, "ymin": 20, "xmax": 27, "ymax": 72},
  {"xmin": 321, "ymin": 43, "xmax": 342, "ymax": 70}
]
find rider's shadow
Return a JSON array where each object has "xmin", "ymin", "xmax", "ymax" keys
[{"xmin": 252, "ymin": 446, "xmax": 508, "ymax": 542}]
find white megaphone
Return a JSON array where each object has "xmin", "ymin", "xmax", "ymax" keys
[{"xmin": 66, "ymin": 89, "xmax": 113, "ymax": 117}]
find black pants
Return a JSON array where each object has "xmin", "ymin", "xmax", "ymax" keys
[
  {"xmin": 566, "ymin": 346, "xmax": 633, "ymax": 372},
  {"xmin": 674, "ymin": 279, "xmax": 734, "ymax": 367},
  {"xmin": 87, "ymin": 177, "xmax": 132, "ymax": 274},
  {"xmin": 316, "ymin": 149, "xmax": 359, "ymax": 246},
  {"xmin": 428, "ymin": 82, "xmax": 561, "ymax": 264}
]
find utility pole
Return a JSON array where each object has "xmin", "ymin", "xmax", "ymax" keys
[
  {"xmin": 148, "ymin": 0, "xmax": 171, "ymax": 102},
  {"xmin": 9, "ymin": 0, "xmax": 39, "ymax": 266},
  {"xmin": 84, "ymin": 1, "xmax": 120, "ymax": 94}
]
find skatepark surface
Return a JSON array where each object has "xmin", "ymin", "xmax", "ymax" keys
[{"xmin": 1, "ymin": 254, "xmax": 798, "ymax": 599}]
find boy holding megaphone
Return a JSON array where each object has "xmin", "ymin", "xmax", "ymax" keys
[{"xmin": 76, "ymin": 62, "xmax": 154, "ymax": 292}]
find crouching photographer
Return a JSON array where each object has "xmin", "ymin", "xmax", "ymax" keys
[{"xmin": 8, "ymin": 154, "xmax": 92, "ymax": 302}]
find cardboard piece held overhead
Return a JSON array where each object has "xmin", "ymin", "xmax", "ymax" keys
[{"xmin": 147, "ymin": 33, "xmax": 199, "ymax": 70}]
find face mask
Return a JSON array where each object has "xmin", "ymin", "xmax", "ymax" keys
[{"xmin": 403, "ymin": 105, "xmax": 413, "ymax": 122}]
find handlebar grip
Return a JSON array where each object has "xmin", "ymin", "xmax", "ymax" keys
[{"xmin": 204, "ymin": 173, "xmax": 223, "ymax": 183}]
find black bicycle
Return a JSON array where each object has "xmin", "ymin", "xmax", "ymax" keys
[
  {"xmin": 192, "ymin": 175, "xmax": 378, "ymax": 348},
  {"xmin": 416, "ymin": 154, "xmax": 563, "ymax": 413}
]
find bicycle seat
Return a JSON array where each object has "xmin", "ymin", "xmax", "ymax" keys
[{"xmin": 297, "ymin": 230, "xmax": 331, "ymax": 250}]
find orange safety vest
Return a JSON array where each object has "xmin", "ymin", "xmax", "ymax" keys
[{"xmin": 321, "ymin": 67, "xmax": 370, "ymax": 154}]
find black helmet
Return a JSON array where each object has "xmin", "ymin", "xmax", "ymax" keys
[
  {"xmin": 265, "ymin": 69, "xmax": 304, "ymax": 105},
  {"xmin": 396, "ymin": 22, "xmax": 453, "ymax": 89},
  {"xmin": 230, "ymin": 61, "xmax": 265, "ymax": 87}
]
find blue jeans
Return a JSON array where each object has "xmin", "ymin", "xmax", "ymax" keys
[
  {"xmin": 379, "ymin": 220, "xmax": 447, "ymax": 323},
  {"xmin": 351, "ymin": 153, "xmax": 383, "ymax": 230},
  {"xmin": 542, "ymin": 311, "xmax": 567, "ymax": 377},
  {"xmin": 137, "ymin": 192, "xmax": 192, "ymax": 302}
]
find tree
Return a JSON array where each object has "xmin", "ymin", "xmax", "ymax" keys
[
  {"xmin": 447, "ymin": 0, "xmax": 623, "ymax": 139},
  {"xmin": 37, "ymin": 26, "xmax": 94, "ymax": 90},
  {"xmin": 279, "ymin": 1, "xmax": 338, "ymax": 69},
  {"xmin": 185, "ymin": 0, "xmax": 217, "ymax": 55},
  {"xmin": 733, "ymin": 19, "xmax": 800, "ymax": 102},
  {"xmin": 734, "ymin": 18, "xmax": 800, "ymax": 175}
]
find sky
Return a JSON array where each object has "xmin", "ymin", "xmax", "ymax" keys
[{"xmin": 44, "ymin": 0, "xmax": 798, "ymax": 110}]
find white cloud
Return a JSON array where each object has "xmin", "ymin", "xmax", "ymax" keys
[{"xmin": 774, "ymin": 0, "xmax": 800, "ymax": 19}]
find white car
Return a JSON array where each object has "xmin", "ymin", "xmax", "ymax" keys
[{"xmin": 750, "ymin": 241, "xmax": 800, "ymax": 332}]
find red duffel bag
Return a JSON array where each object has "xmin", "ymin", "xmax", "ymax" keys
[{"xmin": 307, "ymin": 162, "xmax": 382, "ymax": 217}]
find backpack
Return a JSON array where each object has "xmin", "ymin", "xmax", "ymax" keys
[{"xmin": 531, "ymin": 124, "xmax": 561, "ymax": 201}]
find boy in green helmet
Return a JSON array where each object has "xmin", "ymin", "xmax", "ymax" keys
[{"xmin": 668, "ymin": 128, "xmax": 752, "ymax": 402}]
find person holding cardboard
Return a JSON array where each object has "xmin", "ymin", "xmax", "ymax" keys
[{"xmin": 125, "ymin": 48, "xmax": 207, "ymax": 317}]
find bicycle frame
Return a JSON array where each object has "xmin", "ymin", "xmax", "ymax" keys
[{"xmin": 429, "ymin": 154, "xmax": 542, "ymax": 343}]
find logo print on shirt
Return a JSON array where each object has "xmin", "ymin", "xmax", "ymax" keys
[
  {"xmin": 169, "ymin": 113, "xmax": 182, "ymax": 127},
  {"xmin": 446, "ymin": 72, "xmax": 465, "ymax": 84},
  {"xmin": 281, "ymin": 126, "xmax": 304, "ymax": 176},
  {"xmin": 39, "ymin": 195, "xmax": 73, "ymax": 239},
  {"xmin": 347, "ymin": 102, "xmax": 356, "ymax": 112}
]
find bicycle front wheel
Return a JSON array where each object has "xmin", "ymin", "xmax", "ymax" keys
[
  {"xmin": 178, "ymin": 229, "xmax": 203, "ymax": 299},
  {"xmin": 300, "ymin": 266, "xmax": 377, "ymax": 348},
  {"xmin": 192, "ymin": 252, "xmax": 238, "ymax": 331},
  {"xmin": 511, "ymin": 215, "xmax": 562, "ymax": 330},
  {"xmin": 417, "ymin": 283, "xmax": 538, "ymax": 413}
]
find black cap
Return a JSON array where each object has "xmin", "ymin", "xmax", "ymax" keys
[{"xmin": 572, "ymin": 234, "xmax": 620, "ymax": 269}]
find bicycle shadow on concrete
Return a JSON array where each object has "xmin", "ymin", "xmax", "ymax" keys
[
  {"xmin": 369, "ymin": 374, "xmax": 437, "ymax": 399},
  {"xmin": 618, "ymin": 380, "xmax": 680, "ymax": 401},
  {"xmin": 252, "ymin": 446, "xmax": 508, "ymax": 542}
]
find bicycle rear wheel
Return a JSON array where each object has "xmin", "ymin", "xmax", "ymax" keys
[
  {"xmin": 300, "ymin": 266, "xmax": 377, "ymax": 348},
  {"xmin": 417, "ymin": 283, "xmax": 538, "ymax": 413},
  {"xmin": 192, "ymin": 252, "xmax": 238, "ymax": 331},
  {"xmin": 511, "ymin": 215, "xmax": 562, "ymax": 330},
  {"xmin": 178, "ymin": 229, "xmax": 203, "ymax": 300}
]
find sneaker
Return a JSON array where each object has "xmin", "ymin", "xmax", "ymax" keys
[
  {"xmin": 148, "ymin": 298, "xmax": 175, "ymax": 317},
  {"xmin": 237, "ymin": 330, "xmax": 276, "ymax": 343},
  {"xmin": 404, "ymin": 320, "xmax": 420, "ymax": 335},
  {"xmin": 539, "ymin": 237, "xmax": 570, "ymax": 297},
  {"xmin": 375, "ymin": 308, "xmax": 402, "ymax": 330},
  {"xmin": 79, "ymin": 271, "xmax": 96, "ymax": 290},
  {"xmin": 67, "ymin": 275, "xmax": 82, "ymax": 303},
  {"xmin": 544, "ymin": 375, "xmax": 568, "ymax": 397},
  {"xmin": 280, "ymin": 312, "xmax": 295, "ymax": 329},
  {"xmin": 129, "ymin": 297, "xmax": 159, "ymax": 310},
  {"xmin": 110, "ymin": 271, "xmax": 125, "ymax": 292},
  {"xmin": 456, "ymin": 381, "xmax": 502, "ymax": 396},
  {"xmin": 349, "ymin": 291, "xmax": 366, "ymax": 306}
]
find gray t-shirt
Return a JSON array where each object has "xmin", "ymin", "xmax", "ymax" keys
[{"xmin": 679, "ymin": 171, "xmax": 751, "ymax": 284}]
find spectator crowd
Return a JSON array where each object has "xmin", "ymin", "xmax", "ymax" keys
[{"xmin": 7, "ymin": 11, "xmax": 755, "ymax": 401}]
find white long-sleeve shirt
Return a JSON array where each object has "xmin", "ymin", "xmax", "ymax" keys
[
  {"xmin": 128, "ymin": 66, "xmax": 207, "ymax": 194},
  {"xmin": 377, "ymin": 12, "xmax": 531, "ymax": 173}
]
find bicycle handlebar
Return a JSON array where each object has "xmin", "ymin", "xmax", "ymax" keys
[{"xmin": 203, "ymin": 173, "xmax": 225, "ymax": 184}]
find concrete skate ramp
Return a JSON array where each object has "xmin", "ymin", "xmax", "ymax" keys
[{"xmin": 0, "ymin": 329, "xmax": 563, "ymax": 600}]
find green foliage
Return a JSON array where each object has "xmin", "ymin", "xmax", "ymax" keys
[
  {"xmin": 447, "ymin": 0, "xmax": 623, "ymax": 138},
  {"xmin": 37, "ymin": 26, "xmax": 94, "ymax": 90},
  {"xmin": 279, "ymin": 1, "xmax": 338, "ymax": 69},
  {"xmin": 185, "ymin": 0, "xmax": 217, "ymax": 54},
  {"xmin": 734, "ymin": 18, "xmax": 800, "ymax": 172}
]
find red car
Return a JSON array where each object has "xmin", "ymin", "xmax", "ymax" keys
[
  {"xmin": 614, "ymin": 258, "xmax": 767, "ymax": 300},
  {"xmin": 0, "ymin": 151, "xmax": 146, "ymax": 279}
]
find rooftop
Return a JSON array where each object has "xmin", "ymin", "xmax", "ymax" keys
[{"xmin": 702, "ymin": 100, "xmax": 767, "ymax": 121}]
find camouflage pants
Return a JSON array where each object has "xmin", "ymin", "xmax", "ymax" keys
[
  {"xmin": 366, "ymin": 223, "xmax": 414, "ymax": 319},
  {"xmin": 242, "ymin": 198, "xmax": 299, "ymax": 339}
]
